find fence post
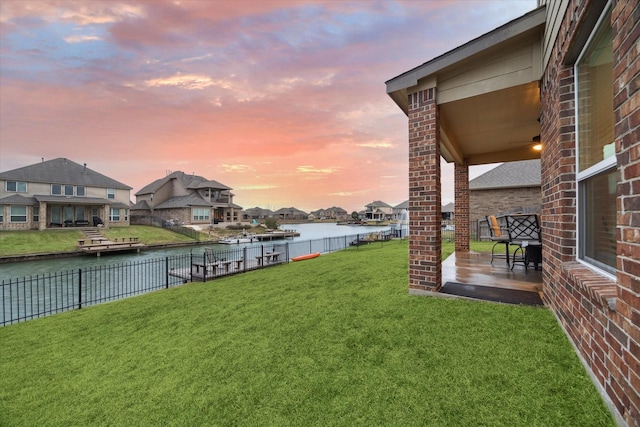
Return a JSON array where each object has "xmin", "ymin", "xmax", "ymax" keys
[
  {"xmin": 165, "ymin": 257, "xmax": 169, "ymax": 289},
  {"xmin": 78, "ymin": 268, "xmax": 82, "ymax": 309},
  {"xmin": 285, "ymin": 242, "xmax": 289, "ymax": 261},
  {"xmin": 190, "ymin": 253, "xmax": 193, "ymax": 282},
  {"xmin": 243, "ymin": 246, "xmax": 247, "ymax": 272}
]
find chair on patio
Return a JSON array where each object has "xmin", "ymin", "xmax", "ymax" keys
[
  {"xmin": 486, "ymin": 215, "xmax": 511, "ymax": 266},
  {"xmin": 506, "ymin": 214, "xmax": 542, "ymax": 270}
]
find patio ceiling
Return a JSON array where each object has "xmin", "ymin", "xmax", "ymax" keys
[{"xmin": 386, "ymin": 6, "xmax": 546, "ymax": 166}]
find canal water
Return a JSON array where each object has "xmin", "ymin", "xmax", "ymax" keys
[{"xmin": 0, "ymin": 223, "xmax": 392, "ymax": 281}]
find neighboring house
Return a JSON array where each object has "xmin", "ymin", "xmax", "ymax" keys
[
  {"xmin": 0, "ymin": 158, "xmax": 131, "ymax": 231},
  {"xmin": 364, "ymin": 201, "xmax": 393, "ymax": 221},
  {"xmin": 273, "ymin": 207, "xmax": 308, "ymax": 221},
  {"xmin": 132, "ymin": 171, "xmax": 241, "ymax": 226},
  {"xmin": 310, "ymin": 207, "xmax": 349, "ymax": 221},
  {"xmin": 441, "ymin": 202, "xmax": 455, "ymax": 222},
  {"xmin": 241, "ymin": 207, "xmax": 274, "ymax": 222},
  {"xmin": 469, "ymin": 159, "xmax": 541, "ymax": 238},
  {"xmin": 392, "ymin": 200, "xmax": 409, "ymax": 220},
  {"xmin": 385, "ymin": 1, "xmax": 638, "ymax": 423}
]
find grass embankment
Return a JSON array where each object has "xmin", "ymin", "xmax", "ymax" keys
[
  {"xmin": 0, "ymin": 225, "xmax": 273, "ymax": 257},
  {"xmin": 0, "ymin": 241, "xmax": 613, "ymax": 426}
]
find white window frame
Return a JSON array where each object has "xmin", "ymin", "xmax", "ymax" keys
[
  {"xmin": 51, "ymin": 184, "xmax": 62, "ymax": 195},
  {"xmin": 574, "ymin": 3, "xmax": 616, "ymax": 280},
  {"xmin": 10, "ymin": 205, "xmax": 27, "ymax": 223},
  {"xmin": 6, "ymin": 181, "xmax": 27, "ymax": 192},
  {"xmin": 107, "ymin": 188, "xmax": 116, "ymax": 199},
  {"xmin": 109, "ymin": 208, "xmax": 120, "ymax": 222}
]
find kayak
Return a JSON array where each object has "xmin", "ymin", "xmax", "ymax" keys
[{"xmin": 291, "ymin": 253, "xmax": 320, "ymax": 262}]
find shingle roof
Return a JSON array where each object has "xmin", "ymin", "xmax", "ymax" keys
[
  {"xmin": 469, "ymin": 160, "xmax": 541, "ymax": 190},
  {"xmin": 366, "ymin": 200, "xmax": 392, "ymax": 208},
  {"xmin": 0, "ymin": 158, "xmax": 131, "ymax": 189},
  {"xmin": 154, "ymin": 194, "xmax": 213, "ymax": 209},
  {"xmin": 136, "ymin": 171, "xmax": 231, "ymax": 196},
  {"xmin": 394, "ymin": 200, "xmax": 409, "ymax": 209},
  {"xmin": 0, "ymin": 194, "xmax": 38, "ymax": 205}
]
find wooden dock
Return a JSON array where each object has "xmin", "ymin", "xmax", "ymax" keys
[
  {"xmin": 254, "ymin": 230, "xmax": 299, "ymax": 241},
  {"xmin": 169, "ymin": 255, "xmax": 286, "ymax": 283},
  {"xmin": 78, "ymin": 234, "xmax": 146, "ymax": 257}
]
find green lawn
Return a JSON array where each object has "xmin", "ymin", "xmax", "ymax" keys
[
  {"xmin": 0, "ymin": 241, "xmax": 614, "ymax": 426},
  {"xmin": 0, "ymin": 226, "xmax": 196, "ymax": 256}
]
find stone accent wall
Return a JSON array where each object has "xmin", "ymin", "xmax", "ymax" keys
[
  {"xmin": 408, "ymin": 87, "xmax": 441, "ymax": 292},
  {"xmin": 541, "ymin": 0, "xmax": 639, "ymax": 424}
]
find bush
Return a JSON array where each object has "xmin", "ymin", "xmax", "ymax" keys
[{"xmin": 264, "ymin": 218, "xmax": 278, "ymax": 230}]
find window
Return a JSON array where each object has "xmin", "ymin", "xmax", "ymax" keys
[
  {"xmin": 33, "ymin": 207, "xmax": 39, "ymax": 222},
  {"xmin": 107, "ymin": 188, "xmax": 116, "ymax": 199},
  {"xmin": 6, "ymin": 181, "xmax": 27, "ymax": 192},
  {"xmin": 10, "ymin": 206, "xmax": 27, "ymax": 222},
  {"xmin": 64, "ymin": 185, "xmax": 74, "ymax": 196},
  {"xmin": 575, "ymin": 5, "xmax": 616, "ymax": 274},
  {"xmin": 51, "ymin": 184, "xmax": 62, "ymax": 195},
  {"xmin": 110, "ymin": 208, "xmax": 120, "ymax": 221},
  {"xmin": 124, "ymin": 209, "xmax": 129, "ymax": 221},
  {"xmin": 0, "ymin": 206, "xmax": 3, "ymax": 222},
  {"xmin": 76, "ymin": 186, "xmax": 85, "ymax": 197},
  {"xmin": 192, "ymin": 208, "xmax": 210, "ymax": 221}
]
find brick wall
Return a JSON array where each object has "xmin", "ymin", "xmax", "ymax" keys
[
  {"xmin": 541, "ymin": 0, "xmax": 639, "ymax": 424},
  {"xmin": 408, "ymin": 88, "xmax": 441, "ymax": 292},
  {"xmin": 454, "ymin": 162, "xmax": 469, "ymax": 252},
  {"xmin": 469, "ymin": 186, "xmax": 542, "ymax": 235}
]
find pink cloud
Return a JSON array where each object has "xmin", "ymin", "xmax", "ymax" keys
[{"xmin": 0, "ymin": 0, "xmax": 537, "ymax": 212}]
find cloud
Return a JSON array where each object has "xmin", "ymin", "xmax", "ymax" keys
[
  {"xmin": 64, "ymin": 34, "xmax": 102, "ymax": 44},
  {"xmin": 296, "ymin": 166, "xmax": 337, "ymax": 174},
  {"xmin": 143, "ymin": 73, "xmax": 216, "ymax": 90}
]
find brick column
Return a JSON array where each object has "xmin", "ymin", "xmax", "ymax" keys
[
  {"xmin": 454, "ymin": 161, "xmax": 470, "ymax": 252},
  {"xmin": 408, "ymin": 87, "xmax": 441, "ymax": 292}
]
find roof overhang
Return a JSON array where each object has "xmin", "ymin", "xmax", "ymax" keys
[{"xmin": 386, "ymin": 6, "xmax": 546, "ymax": 166}]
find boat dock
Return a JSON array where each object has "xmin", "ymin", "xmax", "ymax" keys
[
  {"xmin": 255, "ymin": 230, "xmax": 299, "ymax": 241},
  {"xmin": 78, "ymin": 231, "xmax": 146, "ymax": 256}
]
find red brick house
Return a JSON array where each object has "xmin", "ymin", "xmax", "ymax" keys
[{"xmin": 386, "ymin": 1, "xmax": 638, "ymax": 424}]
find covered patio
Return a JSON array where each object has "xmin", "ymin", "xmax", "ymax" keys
[{"xmin": 385, "ymin": 7, "xmax": 545, "ymax": 294}]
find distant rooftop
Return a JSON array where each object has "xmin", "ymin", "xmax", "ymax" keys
[{"xmin": 469, "ymin": 160, "xmax": 540, "ymax": 190}]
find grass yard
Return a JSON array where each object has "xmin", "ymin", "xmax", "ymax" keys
[
  {"xmin": 0, "ymin": 226, "xmax": 196, "ymax": 256},
  {"xmin": 0, "ymin": 241, "xmax": 614, "ymax": 426}
]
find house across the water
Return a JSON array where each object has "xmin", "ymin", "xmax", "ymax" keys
[{"xmin": 0, "ymin": 158, "xmax": 131, "ymax": 230}]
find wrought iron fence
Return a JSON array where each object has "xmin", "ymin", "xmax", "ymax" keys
[{"xmin": 1, "ymin": 229, "xmax": 398, "ymax": 326}]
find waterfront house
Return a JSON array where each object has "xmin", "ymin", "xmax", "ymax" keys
[
  {"xmin": 310, "ymin": 207, "xmax": 349, "ymax": 221},
  {"xmin": 241, "ymin": 207, "xmax": 274, "ymax": 222},
  {"xmin": 385, "ymin": 1, "xmax": 638, "ymax": 423},
  {"xmin": 273, "ymin": 207, "xmax": 308, "ymax": 221},
  {"xmin": 0, "ymin": 157, "xmax": 131, "ymax": 230},
  {"xmin": 132, "ymin": 171, "xmax": 242, "ymax": 226},
  {"xmin": 364, "ymin": 201, "xmax": 393, "ymax": 221}
]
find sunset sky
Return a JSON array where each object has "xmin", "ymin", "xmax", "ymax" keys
[{"xmin": 0, "ymin": 0, "xmax": 537, "ymax": 213}]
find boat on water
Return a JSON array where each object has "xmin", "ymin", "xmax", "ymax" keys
[
  {"xmin": 219, "ymin": 233, "xmax": 258, "ymax": 244},
  {"xmin": 291, "ymin": 252, "xmax": 320, "ymax": 262}
]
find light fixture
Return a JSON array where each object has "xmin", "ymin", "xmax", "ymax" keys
[{"xmin": 532, "ymin": 135, "xmax": 542, "ymax": 151}]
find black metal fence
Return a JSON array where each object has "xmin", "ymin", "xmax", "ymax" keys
[{"xmin": 1, "ymin": 229, "xmax": 398, "ymax": 327}]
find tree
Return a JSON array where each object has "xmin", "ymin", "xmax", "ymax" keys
[
  {"xmin": 351, "ymin": 211, "xmax": 359, "ymax": 221},
  {"xmin": 265, "ymin": 217, "xmax": 279, "ymax": 230}
]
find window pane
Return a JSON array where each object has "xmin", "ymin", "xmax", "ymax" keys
[
  {"xmin": 64, "ymin": 185, "xmax": 74, "ymax": 196},
  {"xmin": 76, "ymin": 186, "xmax": 85, "ymax": 196},
  {"xmin": 10, "ymin": 206, "xmax": 27, "ymax": 222},
  {"xmin": 581, "ymin": 169, "xmax": 617, "ymax": 271},
  {"xmin": 51, "ymin": 184, "xmax": 62, "ymax": 195},
  {"xmin": 6, "ymin": 182, "xmax": 16, "ymax": 192},
  {"xmin": 576, "ymin": 19, "xmax": 614, "ymax": 172}
]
